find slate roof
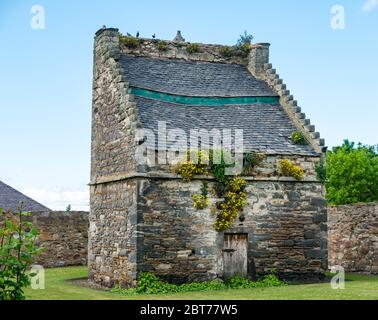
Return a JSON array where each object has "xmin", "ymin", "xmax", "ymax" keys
[
  {"xmin": 135, "ymin": 96, "xmax": 318, "ymax": 156},
  {"xmin": 119, "ymin": 53, "xmax": 318, "ymax": 156},
  {"xmin": 0, "ymin": 180, "xmax": 50, "ymax": 212},
  {"xmin": 120, "ymin": 54, "xmax": 277, "ymax": 97}
]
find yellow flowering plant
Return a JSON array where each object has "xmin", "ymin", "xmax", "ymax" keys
[
  {"xmin": 174, "ymin": 149, "xmax": 209, "ymax": 182},
  {"xmin": 278, "ymin": 159, "xmax": 305, "ymax": 181},
  {"xmin": 175, "ymin": 149, "xmax": 250, "ymax": 232},
  {"xmin": 214, "ymin": 180, "xmax": 248, "ymax": 231}
]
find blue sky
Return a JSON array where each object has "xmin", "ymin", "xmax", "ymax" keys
[{"xmin": 0, "ymin": 0, "xmax": 377, "ymax": 210}]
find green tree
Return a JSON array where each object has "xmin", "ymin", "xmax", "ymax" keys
[
  {"xmin": 0, "ymin": 204, "xmax": 41, "ymax": 300},
  {"xmin": 326, "ymin": 140, "xmax": 378, "ymax": 205}
]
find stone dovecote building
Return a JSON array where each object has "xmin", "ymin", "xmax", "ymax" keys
[{"xmin": 89, "ymin": 28, "xmax": 328, "ymax": 288}]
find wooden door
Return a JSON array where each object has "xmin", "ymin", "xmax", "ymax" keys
[{"xmin": 223, "ymin": 234, "xmax": 248, "ymax": 278}]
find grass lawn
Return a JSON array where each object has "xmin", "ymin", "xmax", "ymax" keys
[{"xmin": 24, "ymin": 266, "xmax": 378, "ymax": 300}]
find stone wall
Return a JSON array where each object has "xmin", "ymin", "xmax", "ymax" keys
[
  {"xmin": 29, "ymin": 211, "xmax": 88, "ymax": 268},
  {"xmin": 137, "ymin": 179, "xmax": 327, "ymax": 284},
  {"xmin": 89, "ymin": 176, "xmax": 326, "ymax": 288},
  {"xmin": 328, "ymin": 202, "xmax": 378, "ymax": 274},
  {"xmin": 89, "ymin": 27, "xmax": 141, "ymax": 288},
  {"xmin": 121, "ymin": 37, "xmax": 248, "ymax": 65},
  {"xmin": 88, "ymin": 180, "xmax": 138, "ymax": 287},
  {"xmin": 142, "ymin": 152, "xmax": 320, "ymax": 180},
  {"xmin": 91, "ymin": 28, "xmax": 140, "ymax": 185}
]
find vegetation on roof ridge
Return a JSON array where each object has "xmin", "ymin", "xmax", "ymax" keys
[{"xmin": 119, "ymin": 30, "xmax": 255, "ymax": 58}]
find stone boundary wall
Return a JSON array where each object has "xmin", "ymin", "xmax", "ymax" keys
[
  {"xmin": 29, "ymin": 211, "xmax": 89, "ymax": 268},
  {"xmin": 328, "ymin": 202, "xmax": 378, "ymax": 274}
]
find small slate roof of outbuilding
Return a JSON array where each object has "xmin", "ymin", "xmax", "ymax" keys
[{"xmin": 0, "ymin": 180, "xmax": 50, "ymax": 212}]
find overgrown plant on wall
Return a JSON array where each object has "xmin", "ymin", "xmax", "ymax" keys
[
  {"xmin": 243, "ymin": 152, "xmax": 265, "ymax": 175},
  {"xmin": 291, "ymin": 131, "xmax": 307, "ymax": 145},
  {"xmin": 173, "ymin": 149, "xmax": 208, "ymax": 182},
  {"xmin": 235, "ymin": 31, "xmax": 254, "ymax": 57},
  {"xmin": 186, "ymin": 43, "xmax": 200, "ymax": 54},
  {"xmin": 278, "ymin": 159, "xmax": 305, "ymax": 181},
  {"xmin": 175, "ymin": 149, "xmax": 255, "ymax": 231},
  {"xmin": 119, "ymin": 34, "xmax": 141, "ymax": 49},
  {"xmin": 214, "ymin": 177, "xmax": 248, "ymax": 231},
  {"xmin": 156, "ymin": 40, "xmax": 168, "ymax": 52},
  {"xmin": 0, "ymin": 205, "xmax": 41, "ymax": 300},
  {"xmin": 192, "ymin": 183, "xmax": 210, "ymax": 210},
  {"xmin": 219, "ymin": 46, "xmax": 234, "ymax": 58},
  {"xmin": 315, "ymin": 159, "xmax": 327, "ymax": 184},
  {"xmin": 219, "ymin": 31, "xmax": 254, "ymax": 59}
]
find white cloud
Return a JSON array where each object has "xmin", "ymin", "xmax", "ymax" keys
[
  {"xmin": 22, "ymin": 187, "xmax": 89, "ymax": 211},
  {"xmin": 362, "ymin": 0, "xmax": 378, "ymax": 12}
]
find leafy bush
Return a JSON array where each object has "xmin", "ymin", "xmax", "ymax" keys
[
  {"xmin": 192, "ymin": 183, "xmax": 210, "ymax": 209},
  {"xmin": 0, "ymin": 206, "xmax": 41, "ymax": 300},
  {"xmin": 219, "ymin": 46, "xmax": 234, "ymax": 58},
  {"xmin": 214, "ymin": 177, "xmax": 248, "ymax": 231},
  {"xmin": 213, "ymin": 182, "xmax": 227, "ymax": 198},
  {"xmin": 119, "ymin": 35, "xmax": 141, "ymax": 49},
  {"xmin": 228, "ymin": 177, "xmax": 247, "ymax": 193},
  {"xmin": 112, "ymin": 271, "xmax": 286, "ymax": 295},
  {"xmin": 218, "ymin": 31, "xmax": 255, "ymax": 59},
  {"xmin": 236, "ymin": 30, "xmax": 254, "ymax": 48},
  {"xmin": 174, "ymin": 149, "xmax": 209, "ymax": 182},
  {"xmin": 175, "ymin": 149, "xmax": 249, "ymax": 232},
  {"xmin": 226, "ymin": 273, "xmax": 287, "ymax": 289},
  {"xmin": 179, "ymin": 279, "xmax": 226, "ymax": 292},
  {"xmin": 257, "ymin": 272, "xmax": 287, "ymax": 287},
  {"xmin": 291, "ymin": 131, "xmax": 307, "ymax": 145},
  {"xmin": 192, "ymin": 194, "xmax": 209, "ymax": 210},
  {"xmin": 326, "ymin": 140, "xmax": 378, "ymax": 205},
  {"xmin": 234, "ymin": 31, "xmax": 254, "ymax": 58},
  {"xmin": 186, "ymin": 43, "xmax": 200, "ymax": 54},
  {"xmin": 243, "ymin": 152, "xmax": 265, "ymax": 175},
  {"xmin": 315, "ymin": 159, "xmax": 327, "ymax": 183},
  {"xmin": 156, "ymin": 40, "xmax": 168, "ymax": 51},
  {"xmin": 135, "ymin": 272, "xmax": 179, "ymax": 294},
  {"xmin": 226, "ymin": 275, "xmax": 254, "ymax": 289},
  {"xmin": 209, "ymin": 149, "xmax": 235, "ymax": 184},
  {"xmin": 278, "ymin": 160, "xmax": 305, "ymax": 180}
]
